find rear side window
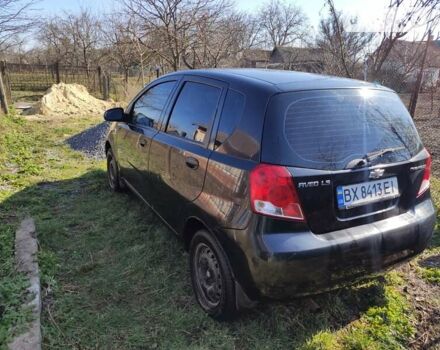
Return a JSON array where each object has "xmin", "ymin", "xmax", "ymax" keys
[
  {"xmin": 215, "ymin": 89, "xmax": 245, "ymax": 149},
  {"xmin": 166, "ymin": 81, "xmax": 221, "ymax": 144},
  {"xmin": 132, "ymin": 81, "xmax": 176, "ymax": 129},
  {"xmin": 263, "ymin": 89, "xmax": 423, "ymax": 170}
]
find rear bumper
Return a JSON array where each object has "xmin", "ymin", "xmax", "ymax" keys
[{"xmin": 226, "ymin": 199, "xmax": 436, "ymax": 300}]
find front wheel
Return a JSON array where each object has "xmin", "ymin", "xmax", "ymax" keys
[
  {"xmin": 106, "ymin": 148, "xmax": 125, "ymax": 192},
  {"xmin": 189, "ymin": 230, "xmax": 238, "ymax": 320}
]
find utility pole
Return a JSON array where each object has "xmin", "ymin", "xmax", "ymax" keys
[{"xmin": 408, "ymin": 30, "xmax": 432, "ymax": 118}]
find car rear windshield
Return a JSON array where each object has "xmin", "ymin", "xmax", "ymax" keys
[{"xmin": 262, "ymin": 89, "xmax": 423, "ymax": 170}]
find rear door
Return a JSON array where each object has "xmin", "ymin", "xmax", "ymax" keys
[
  {"xmin": 148, "ymin": 76, "xmax": 226, "ymax": 228},
  {"xmin": 262, "ymin": 89, "xmax": 426, "ymax": 234}
]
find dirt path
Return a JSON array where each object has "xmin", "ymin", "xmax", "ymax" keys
[{"xmin": 400, "ymin": 265, "xmax": 440, "ymax": 350}]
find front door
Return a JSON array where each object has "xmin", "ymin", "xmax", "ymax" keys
[
  {"xmin": 114, "ymin": 123, "xmax": 143, "ymax": 187},
  {"xmin": 117, "ymin": 80, "xmax": 178, "ymax": 199}
]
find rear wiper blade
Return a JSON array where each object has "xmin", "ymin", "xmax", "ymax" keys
[
  {"xmin": 366, "ymin": 146, "xmax": 405, "ymax": 160},
  {"xmin": 345, "ymin": 147, "xmax": 405, "ymax": 169}
]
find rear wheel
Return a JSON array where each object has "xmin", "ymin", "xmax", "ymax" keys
[
  {"xmin": 189, "ymin": 230, "xmax": 238, "ymax": 320},
  {"xmin": 106, "ymin": 148, "xmax": 124, "ymax": 192}
]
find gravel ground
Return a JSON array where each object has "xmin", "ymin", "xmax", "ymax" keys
[{"xmin": 65, "ymin": 122, "xmax": 111, "ymax": 160}]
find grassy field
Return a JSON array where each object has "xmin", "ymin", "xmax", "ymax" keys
[{"xmin": 0, "ymin": 111, "xmax": 439, "ymax": 349}]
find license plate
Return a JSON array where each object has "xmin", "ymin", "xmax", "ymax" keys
[{"xmin": 336, "ymin": 177, "xmax": 399, "ymax": 209}]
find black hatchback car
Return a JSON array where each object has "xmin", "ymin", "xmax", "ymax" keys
[{"xmin": 104, "ymin": 69, "xmax": 435, "ymax": 319}]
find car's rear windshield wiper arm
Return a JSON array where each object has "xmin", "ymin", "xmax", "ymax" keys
[{"xmin": 345, "ymin": 147, "xmax": 405, "ymax": 170}]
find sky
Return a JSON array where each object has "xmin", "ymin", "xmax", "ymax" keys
[{"xmin": 33, "ymin": 0, "xmax": 432, "ymax": 39}]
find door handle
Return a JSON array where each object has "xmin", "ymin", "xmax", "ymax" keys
[
  {"xmin": 185, "ymin": 156, "xmax": 199, "ymax": 169},
  {"xmin": 139, "ymin": 139, "xmax": 146, "ymax": 147}
]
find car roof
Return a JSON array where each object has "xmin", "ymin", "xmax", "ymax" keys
[{"xmin": 163, "ymin": 68, "xmax": 392, "ymax": 94}]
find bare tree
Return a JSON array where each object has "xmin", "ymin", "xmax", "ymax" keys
[
  {"xmin": 183, "ymin": 12, "xmax": 258, "ymax": 68},
  {"xmin": 69, "ymin": 9, "xmax": 101, "ymax": 72},
  {"xmin": 39, "ymin": 9, "xmax": 102, "ymax": 68},
  {"xmin": 38, "ymin": 18, "xmax": 70, "ymax": 64},
  {"xmin": 101, "ymin": 15, "xmax": 158, "ymax": 93},
  {"xmin": 121, "ymin": 0, "xmax": 232, "ymax": 71},
  {"xmin": 317, "ymin": 0, "xmax": 374, "ymax": 78},
  {"xmin": 102, "ymin": 16, "xmax": 137, "ymax": 86},
  {"xmin": 370, "ymin": 0, "xmax": 440, "ymax": 79},
  {"xmin": 238, "ymin": 14, "xmax": 263, "ymax": 50},
  {"xmin": 124, "ymin": 18, "xmax": 154, "ymax": 84},
  {"xmin": 408, "ymin": 5, "xmax": 440, "ymax": 117},
  {"xmin": 258, "ymin": 0, "xmax": 309, "ymax": 48},
  {"xmin": 0, "ymin": 0, "xmax": 36, "ymax": 52}
]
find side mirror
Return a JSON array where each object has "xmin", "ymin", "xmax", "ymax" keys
[{"xmin": 104, "ymin": 107, "xmax": 125, "ymax": 122}]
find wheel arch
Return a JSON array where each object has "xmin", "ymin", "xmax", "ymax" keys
[
  {"xmin": 183, "ymin": 215, "xmax": 259, "ymax": 309},
  {"xmin": 182, "ymin": 216, "xmax": 210, "ymax": 251}
]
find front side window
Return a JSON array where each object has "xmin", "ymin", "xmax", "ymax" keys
[
  {"xmin": 132, "ymin": 81, "xmax": 176, "ymax": 129},
  {"xmin": 166, "ymin": 81, "xmax": 221, "ymax": 144}
]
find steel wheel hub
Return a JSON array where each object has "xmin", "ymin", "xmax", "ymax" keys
[{"xmin": 194, "ymin": 243, "xmax": 222, "ymax": 308}]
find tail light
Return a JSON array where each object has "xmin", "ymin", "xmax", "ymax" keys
[
  {"xmin": 249, "ymin": 164, "xmax": 305, "ymax": 221},
  {"xmin": 417, "ymin": 150, "xmax": 432, "ymax": 198}
]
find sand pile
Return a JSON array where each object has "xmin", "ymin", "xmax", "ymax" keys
[{"xmin": 35, "ymin": 83, "xmax": 112, "ymax": 116}]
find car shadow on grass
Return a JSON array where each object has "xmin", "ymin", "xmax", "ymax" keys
[{"xmin": 3, "ymin": 170, "xmax": 393, "ymax": 349}]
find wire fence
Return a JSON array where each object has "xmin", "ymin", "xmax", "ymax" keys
[{"xmin": 0, "ymin": 61, "xmax": 159, "ymax": 103}]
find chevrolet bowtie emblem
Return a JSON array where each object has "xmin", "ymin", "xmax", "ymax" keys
[{"xmin": 369, "ymin": 168, "xmax": 385, "ymax": 179}]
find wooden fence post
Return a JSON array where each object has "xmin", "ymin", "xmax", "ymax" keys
[
  {"xmin": 102, "ymin": 74, "xmax": 109, "ymax": 100},
  {"xmin": 0, "ymin": 61, "xmax": 12, "ymax": 103},
  {"xmin": 107, "ymin": 74, "xmax": 111, "ymax": 99},
  {"xmin": 97, "ymin": 66, "xmax": 102, "ymax": 93},
  {"xmin": 0, "ymin": 71, "xmax": 10, "ymax": 115},
  {"xmin": 55, "ymin": 62, "xmax": 61, "ymax": 84}
]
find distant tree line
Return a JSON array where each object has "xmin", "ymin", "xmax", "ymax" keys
[{"xmin": 1, "ymin": 0, "xmax": 439, "ymax": 89}]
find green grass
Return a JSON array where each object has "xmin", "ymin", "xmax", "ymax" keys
[
  {"xmin": 414, "ymin": 177, "xmax": 440, "ymax": 285},
  {"xmin": 0, "ymin": 112, "xmax": 438, "ymax": 349},
  {"xmin": 0, "ymin": 114, "xmax": 40, "ymax": 347},
  {"xmin": 304, "ymin": 275, "xmax": 416, "ymax": 350},
  {"xmin": 420, "ymin": 267, "xmax": 440, "ymax": 283},
  {"xmin": 0, "ymin": 112, "xmax": 102, "ymax": 348},
  {"xmin": 0, "ymin": 223, "xmax": 32, "ymax": 347}
]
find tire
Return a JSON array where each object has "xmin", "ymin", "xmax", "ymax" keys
[
  {"xmin": 106, "ymin": 148, "xmax": 125, "ymax": 192},
  {"xmin": 189, "ymin": 229, "xmax": 238, "ymax": 320}
]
